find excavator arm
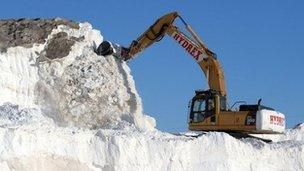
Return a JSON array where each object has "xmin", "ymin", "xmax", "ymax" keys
[{"xmin": 112, "ymin": 12, "xmax": 226, "ymax": 97}]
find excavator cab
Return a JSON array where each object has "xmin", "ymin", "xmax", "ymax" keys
[
  {"xmin": 189, "ymin": 90, "xmax": 226, "ymax": 124},
  {"xmin": 189, "ymin": 90, "xmax": 215, "ymax": 123}
]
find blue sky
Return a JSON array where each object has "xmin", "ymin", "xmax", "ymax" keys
[{"xmin": 1, "ymin": 0, "xmax": 303, "ymax": 132}]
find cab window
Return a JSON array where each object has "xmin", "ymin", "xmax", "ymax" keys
[
  {"xmin": 189, "ymin": 97, "xmax": 216, "ymax": 123},
  {"xmin": 190, "ymin": 98, "xmax": 206, "ymax": 123},
  {"xmin": 193, "ymin": 99, "xmax": 205, "ymax": 112}
]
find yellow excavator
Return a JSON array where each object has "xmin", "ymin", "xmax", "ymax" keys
[{"xmin": 96, "ymin": 12, "xmax": 285, "ymax": 141}]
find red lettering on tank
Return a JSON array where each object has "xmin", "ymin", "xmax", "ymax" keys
[{"xmin": 270, "ymin": 115, "xmax": 285, "ymax": 126}]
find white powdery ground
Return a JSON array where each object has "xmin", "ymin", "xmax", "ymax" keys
[{"xmin": 0, "ymin": 22, "xmax": 303, "ymax": 171}]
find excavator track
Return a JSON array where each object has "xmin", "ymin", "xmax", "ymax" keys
[
  {"xmin": 174, "ymin": 132, "xmax": 272, "ymax": 143},
  {"xmin": 227, "ymin": 132, "xmax": 272, "ymax": 143}
]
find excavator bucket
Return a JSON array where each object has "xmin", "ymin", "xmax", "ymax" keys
[
  {"xmin": 95, "ymin": 41, "xmax": 115, "ymax": 56},
  {"xmin": 95, "ymin": 41, "xmax": 129, "ymax": 61}
]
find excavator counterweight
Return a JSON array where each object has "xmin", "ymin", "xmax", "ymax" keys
[{"xmin": 95, "ymin": 12, "xmax": 286, "ymax": 136}]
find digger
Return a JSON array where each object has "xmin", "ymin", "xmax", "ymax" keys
[{"xmin": 95, "ymin": 12, "xmax": 285, "ymax": 141}]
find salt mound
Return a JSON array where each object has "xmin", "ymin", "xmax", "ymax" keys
[{"xmin": 0, "ymin": 19, "xmax": 155, "ymax": 130}]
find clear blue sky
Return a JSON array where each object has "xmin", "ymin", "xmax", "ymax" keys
[{"xmin": 1, "ymin": 0, "xmax": 303, "ymax": 132}]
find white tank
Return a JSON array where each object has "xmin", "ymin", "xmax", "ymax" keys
[{"xmin": 256, "ymin": 109, "xmax": 285, "ymax": 133}]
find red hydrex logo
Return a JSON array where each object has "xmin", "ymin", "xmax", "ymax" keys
[
  {"xmin": 270, "ymin": 115, "xmax": 285, "ymax": 126},
  {"xmin": 172, "ymin": 32, "xmax": 204, "ymax": 61}
]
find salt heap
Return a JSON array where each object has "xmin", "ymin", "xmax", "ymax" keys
[
  {"xmin": 0, "ymin": 19, "xmax": 303, "ymax": 171},
  {"xmin": 0, "ymin": 18, "xmax": 155, "ymax": 130}
]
